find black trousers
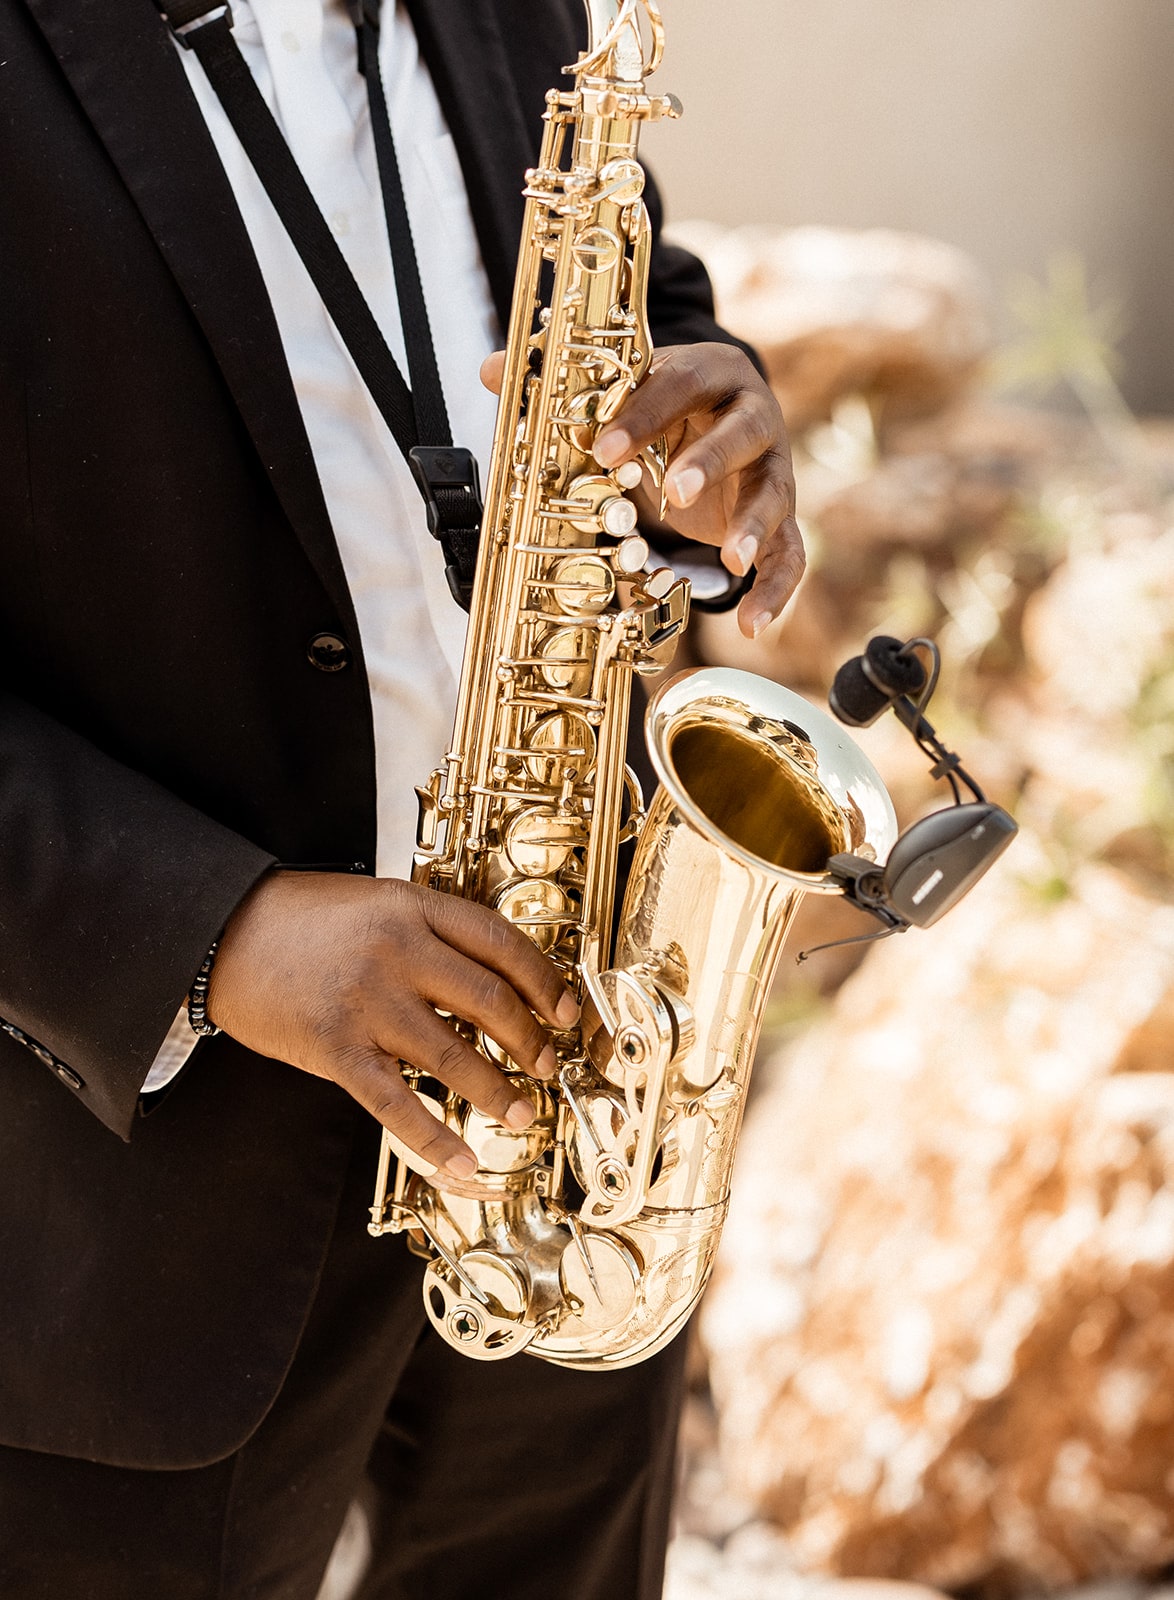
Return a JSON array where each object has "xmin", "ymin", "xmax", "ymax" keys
[{"xmin": 0, "ymin": 1119, "xmax": 687, "ymax": 1599}]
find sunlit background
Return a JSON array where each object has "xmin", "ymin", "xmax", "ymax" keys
[
  {"xmin": 645, "ymin": 0, "xmax": 1174, "ymax": 409},
  {"xmin": 641, "ymin": 6, "xmax": 1174, "ymax": 1599}
]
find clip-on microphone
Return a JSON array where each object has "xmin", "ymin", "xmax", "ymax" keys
[{"xmin": 801, "ymin": 636, "xmax": 1017, "ymax": 958}]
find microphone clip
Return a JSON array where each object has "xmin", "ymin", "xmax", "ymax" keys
[{"xmin": 806, "ymin": 636, "xmax": 1018, "ymax": 951}]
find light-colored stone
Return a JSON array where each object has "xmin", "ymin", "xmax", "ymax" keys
[
  {"xmin": 1000, "ymin": 516, "xmax": 1174, "ymax": 879},
  {"xmin": 670, "ymin": 223, "xmax": 994, "ymax": 430},
  {"xmin": 702, "ymin": 847, "xmax": 1174, "ymax": 1593},
  {"xmin": 664, "ymin": 1530, "xmax": 950, "ymax": 1600},
  {"xmin": 1020, "ymin": 520, "xmax": 1174, "ymax": 723}
]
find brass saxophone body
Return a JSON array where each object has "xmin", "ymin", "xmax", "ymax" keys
[{"xmin": 368, "ymin": 0, "xmax": 897, "ymax": 1368}]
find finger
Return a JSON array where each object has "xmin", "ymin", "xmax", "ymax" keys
[
  {"xmin": 718, "ymin": 448, "xmax": 796, "ymax": 577},
  {"xmin": 480, "ymin": 349, "xmax": 506, "ymax": 395},
  {"xmin": 419, "ymin": 893, "xmax": 579, "ymax": 1029},
  {"xmin": 339, "ymin": 1046, "xmax": 478, "ymax": 1178},
  {"xmin": 593, "ymin": 343, "xmax": 751, "ymax": 466},
  {"xmin": 417, "ymin": 941, "xmax": 558, "ymax": 1081},
  {"xmin": 662, "ymin": 400, "xmax": 788, "ymax": 515},
  {"xmin": 737, "ymin": 515, "xmax": 807, "ymax": 638},
  {"xmin": 393, "ymin": 1000, "xmax": 540, "ymax": 1131}
]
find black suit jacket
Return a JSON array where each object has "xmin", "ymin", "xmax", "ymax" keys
[{"xmin": 0, "ymin": 0, "xmax": 740, "ymax": 1468}]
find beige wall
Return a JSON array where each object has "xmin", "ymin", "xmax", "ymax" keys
[{"xmin": 641, "ymin": 0, "xmax": 1174, "ymax": 411}]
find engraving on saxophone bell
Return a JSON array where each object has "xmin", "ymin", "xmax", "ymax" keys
[{"xmin": 368, "ymin": 0, "xmax": 901, "ymax": 1370}]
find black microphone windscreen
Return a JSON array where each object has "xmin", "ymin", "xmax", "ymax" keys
[
  {"xmin": 864, "ymin": 635, "xmax": 927, "ymax": 698},
  {"xmin": 829, "ymin": 657, "xmax": 892, "ymax": 727}
]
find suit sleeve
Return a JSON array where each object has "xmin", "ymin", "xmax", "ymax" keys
[{"xmin": 0, "ymin": 690, "xmax": 276, "ymax": 1140}]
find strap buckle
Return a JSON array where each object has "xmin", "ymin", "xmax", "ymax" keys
[
  {"xmin": 408, "ymin": 447, "xmax": 484, "ymax": 611},
  {"xmin": 159, "ymin": 2, "xmax": 233, "ymax": 45}
]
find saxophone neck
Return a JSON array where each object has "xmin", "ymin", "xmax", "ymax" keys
[{"xmin": 574, "ymin": 0, "xmax": 665, "ymax": 86}]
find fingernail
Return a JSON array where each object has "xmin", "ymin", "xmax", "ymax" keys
[
  {"xmin": 594, "ymin": 428, "xmax": 630, "ymax": 468},
  {"xmin": 443, "ymin": 1151, "xmax": 478, "ymax": 1179},
  {"xmin": 505, "ymin": 1098, "xmax": 535, "ymax": 1130},
  {"xmin": 555, "ymin": 992, "xmax": 580, "ymax": 1028},
  {"xmin": 730, "ymin": 534, "xmax": 758, "ymax": 576},
  {"xmin": 535, "ymin": 1044, "xmax": 558, "ymax": 1079},
  {"xmin": 667, "ymin": 466, "xmax": 705, "ymax": 507},
  {"xmin": 749, "ymin": 609, "xmax": 772, "ymax": 638}
]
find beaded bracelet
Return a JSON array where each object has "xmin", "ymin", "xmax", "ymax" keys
[{"xmin": 186, "ymin": 938, "xmax": 223, "ymax": 1038}]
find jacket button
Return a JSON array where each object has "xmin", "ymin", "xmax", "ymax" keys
[
  {"xmin": 55, "ymin": 1063, "xmax": 84, "ymax": 1090},
  {"xmin": 307, "ymin": 632, "xmax": 351, "ymax": 672}
]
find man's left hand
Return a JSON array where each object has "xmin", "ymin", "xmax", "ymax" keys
[{"xmin": 480, "ymin": 342, "xmax": 804, "ymax": 639}]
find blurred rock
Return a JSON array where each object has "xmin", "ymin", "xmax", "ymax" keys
[
  {"xmin": 676, "ymin": 1383, "xmax": 759, "ymax": 1546},
  {"xmin": 1021, "ymin": 522, "xmax": 1174, "ymax": 722},
  {"xmin": 702, "ymin": 848, "xmax": 1174, "ymax": 1593},
  {"xmin": 886, "ymin": 403, "xmax": 1083, "ymax": 476},
  {"xmin": 1060, "ymin": 1584, "xmax": 1149, "ymax": 1600},
  {"xmin": 690, "ymin": 399, "xmax": 1069, "ymax": 696},
  {"xmin": 665, "ymin": 1530, "xmax": 949, "ymax": 1600},
  {"xmin": 815, "ymin": 451, "xmax": 1015, "ymax": 552},
  {"xmin": 671, "ymin": 223, "xmax": 994, "ymax": 430},
  {"xmin": 1008, "ymin": 518, "xmax": 1174, "ymax": 877}
]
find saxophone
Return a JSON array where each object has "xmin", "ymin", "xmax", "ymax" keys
[{"xmin": 368, "ymin": 0, "xmax": 897, "ymax": 1368}]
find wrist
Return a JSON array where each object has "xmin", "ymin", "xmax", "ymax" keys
[{"xmin": 203, "ymin": 868, "xmax": 337, "ymax": 1063}]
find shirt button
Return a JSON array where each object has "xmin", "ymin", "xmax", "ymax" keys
[
  {"xmin": 331, "ymin": 211, "xmax": 350, "ymax": 238},
  {"xmin": 307, "ymin": 632, "xmax": 351, "ymax": 672},
  {"xmin": 55, "ymin": 1063, "xmax": 84, "ymax": 1090}
]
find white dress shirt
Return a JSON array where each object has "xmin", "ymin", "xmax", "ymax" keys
[{"xmin": 145, "ymin": 0, "xmax": 501, "ymax": 1090}]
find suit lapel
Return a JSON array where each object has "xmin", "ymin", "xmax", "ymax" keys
[
  {"xmin": 404, "ymin": 0, "xmax": 536, "ymax": 334},
  {"xmin": 23, "ymin": 0, "xmax": 358, "ymax": 630}
]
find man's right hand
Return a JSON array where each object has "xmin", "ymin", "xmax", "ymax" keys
[{"xmin": 206, "ymin": 870, "xmax": 579, "ymax": 1178}]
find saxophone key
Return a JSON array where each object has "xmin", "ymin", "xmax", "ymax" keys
[
  {"xmin": 520, "ymin": 710, "xmax": 597, "ymax": 785},
  {"xmin": 564, "ymin": 1084, "xmax": 627, "ymax": 1182},
  {"xmin": 493, "ymin": 877, "xmax": 575, "ymax": 954},
  {"xmin": 555, "ymin": 1232, "xmax": 640, "ymax": 1337},
  {"xmin": 596, "ymin": 157, "xmax": 645, "ymax": 204},
  {"xmin": 546, "ymin": 554, "xmax": 614, "ymax": 616},
  {"xmin": 549, "ymin": 472, "xmax": 634, "ymax": 537},
  {"xmin": 459, "ymin": 1082, "xmax": 555, "ymax": 1175},
  {"xmin": 570, "ymin": 225, "xmax": 622, "ymax": 274},
  {"xmin": 503, "ymin": 805, "xmax": 584, "ymax": 877},
  {"xmin": 422, "ymin": 1255, "xmax": 537, "ymax": 1362},
  {"xmin": 554, "ymin": 387, "xmax": 605, "ymax": 452},
  {"xmin": 536, "ymin": 625, "xmax": 595, "ymax": 696}
]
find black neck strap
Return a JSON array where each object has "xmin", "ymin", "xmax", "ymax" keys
[{"xmin": 155, "ymin": 0, "xmax": 482, "ymax": 609}]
